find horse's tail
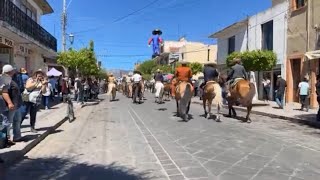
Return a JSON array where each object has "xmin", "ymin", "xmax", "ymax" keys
[
  {"xmin": 212, "ymin": 83, "xmax": 223, "ymax": 107},
  {"xmin": 247, "ymin": 82, "xmax": 256, "ymax": 102},
  {"xmin": 180, "ymin": 83, "xmax": 192, "ymax": 116}
]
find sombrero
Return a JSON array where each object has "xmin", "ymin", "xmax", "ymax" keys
[
  {"xmin": 233, "ymin": 58, "xmax": 242, "ymax": 63},
  {"xmin": 20, "ymin": 68, "xmax": 27, "ymax": 74},
  {"xmin": 152, "ymin": 29, "xmax": 162, "ymax": 35},
  {"xmin": 156, "ymin": 69, "xmax": 161, "ymax": 72},
  {"xmin": 180, "ymin": 60, "xmax": 190, "ymax": 64},
  {"xmin": 204, "ymin": 62, "xmax": 217, "ymax": 66}
]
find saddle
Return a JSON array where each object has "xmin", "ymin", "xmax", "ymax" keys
[{"xmin": 230, "ymin": 78, "xmax": 244, "ymax": 89}]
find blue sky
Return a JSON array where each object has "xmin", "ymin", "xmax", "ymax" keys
[{"xmin": 42, "ymin": 0, "xmax": 271, "ymax": 70}]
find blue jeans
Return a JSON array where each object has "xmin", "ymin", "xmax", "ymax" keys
[
  {"xmin": 8, "ymin": 108, "xmax": 22, "ymax": 139},
  {"xmin": 42, "ymin": 96, "xmax": 50, "ymax": 108},
  {"xmin": 275, "ymin": 93, "xmax": 284, "ymax": 108}
]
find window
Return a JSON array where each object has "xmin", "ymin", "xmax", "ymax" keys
[
  {"xmin": 228, "ymin": 36, "xmax": 235, "ymax": 54},
  {"xmin": 261, "ymin": 20, "xmax": 273, "ymax": 51},
  {"xmin": 294, "ymin": 0, "xmax": 306, "ymax": 9}
]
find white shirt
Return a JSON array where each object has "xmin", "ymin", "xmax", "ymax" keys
[
  {"xmin": 43, "ymin": 83, "xmax": 52, "ymax": 96},
  {"xmin": 132, "ymin": 74, "xmax": 142, "ymax": 83}
]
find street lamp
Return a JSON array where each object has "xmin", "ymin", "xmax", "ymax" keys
[{"xmin": 69, "ymin": 33, "xmax": 74, "ymax": 45}]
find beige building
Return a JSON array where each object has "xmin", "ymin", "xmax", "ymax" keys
[
  {"xmin": 159, "ymin": 37, "xmax": 217, "ymax": 67},
  {"xmin": 285, "ymin": 0, "xmax": 320, "ymax": 108},
  {"xmin": 180, "ymin": 43, "xmax": 217, "ymax": 64},
  {"xmin": 0, "ymin": 0, "xmax": 58, "ymax": 74}
]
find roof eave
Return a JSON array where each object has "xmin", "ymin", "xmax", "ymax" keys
[
  {"xmin": 34, "ymin": 0, "xmax": 54, "ymax": 15},
  {"xmin": 208, "ymin": 19, "xmax": 248, "ymax": 39}
]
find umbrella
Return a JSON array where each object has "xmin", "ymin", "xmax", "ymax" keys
[
  {"xmin": 166, "ymin": 74, "xmax": 173, "ymax": 80},
  {"xmin": 47, "ymin": 68, "xmax": 62, "ymax": 76}
]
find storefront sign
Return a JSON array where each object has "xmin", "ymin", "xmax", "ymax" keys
[{"xmin": 0, "ymin": 36, "xmax": 14, "ymax": 47}]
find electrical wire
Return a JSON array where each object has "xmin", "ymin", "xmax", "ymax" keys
[{"xmin": 73, "ymin": 0, "xmax": 160, "ymax": 34}]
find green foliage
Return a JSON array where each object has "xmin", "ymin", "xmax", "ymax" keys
[
  {"xmin": 189, "ymin": 62, "xmax": 203, "ymax": 75},
  {"xmin": 142, "ymin": 74, "xmax": 152, "ymax": 80},
  {"xmin": 152, "ymin": 65, "xmax": 172, "ymax": 74},
  {"xmin": 96, "ymin": 68, "xmax": 108, "ymax": 79},
  {"xmin": 136, "ymin": 60, "xmax": 156, "ymax": 75},
  {"xmin": 57, "ymin": 40, "xmax": 99, "ymax": 77},
  {"xmin": 226, "ymin": 50, "xmax": 277, "ymax": 71}
]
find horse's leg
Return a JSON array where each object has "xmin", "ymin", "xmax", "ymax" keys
[
  {"xmin": 245, "ymin": 104, "xmax": 253, "ymax": 123},
  {"xmin": 203, "ymin": 98, "xmax": 207, "ymax": 118},
  {"xmin": 232, "ymin": 106, "xmax": 237, "ymax": 118},
  {"xmin": 208, "ymin": 99, "xmax": 213, "ymax": 119},
  {"xmin": 227, "ymin": 104, "xmax": 232, "ymax": 117},
  {"xmin": 216, "ymin": 103, "xmax": 221, "ymax": 122},
  {"xmin": 176, "ymin": 100, "xmax": 180, "ymax": 117}
]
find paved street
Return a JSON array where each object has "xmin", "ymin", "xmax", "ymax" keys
[{"xmin": 4, "ymin": 93, "xmax": 320, "ymax": 180}]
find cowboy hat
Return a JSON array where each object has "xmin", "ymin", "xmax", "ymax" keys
[
  {"xmin": 20, "ymin": 68, "xmax": 27, "ymax": 74},
  {"xmin": 204, "ymin": 62, "xmax": 217, "ymax": 66},
  {"xmin": 156, "ymin": 69, "xmax": 161, "ymax": 72},
  {"xmin": 233, "ymin": 58, "xmax": 242, "ymax": 63},
  {"xmin": 152, "ymin": 29, "xmax": 162, "ymax": 35},
  {"xmin": 180, "ymin": 60, "xmax": 190, "ymax": 65}
]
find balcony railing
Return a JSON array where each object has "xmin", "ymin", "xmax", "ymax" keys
[{"xmin": 0, "ymin": 0, "xmax": 57, "ymax": 52}]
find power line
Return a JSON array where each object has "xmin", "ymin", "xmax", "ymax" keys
[
  {"xmin": 66, "ymin": 0, "xmax": 74, "ymax": 10},
  {"xmin": 73, "ymin": 0, "xmax": 160, "ymax": 34}
]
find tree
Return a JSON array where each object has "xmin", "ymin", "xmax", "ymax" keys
[
  {"xmin": 136, "ymin": 60, "xmax": 156, "ymax": 75},
  {"xmin": 152, "ymin": 65, "xmax": 172, "ymax": 74},
  {"xmin": 57, "ymin": 40, "xmax": 100, "ymax": 77},
  {"xmin": 226, "ymin": 50, "xmax": 277, "ymax": 71},
  {"xmin": 189, "ymin": 62, "xmax": 203, "ymax": 75}
]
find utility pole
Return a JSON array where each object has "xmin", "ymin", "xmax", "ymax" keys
[
  {"xmin": 62, "ymin": 0, "xmax": 67, "ymax": 52},
  {"xmin": 207, "ymin": 45, "xmax": 210, "ymax": 62}
]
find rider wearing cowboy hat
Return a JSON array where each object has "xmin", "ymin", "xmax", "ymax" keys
[
  {"xmin": 227, "ymin": 58, "xmax": 248, "ymax": 85},
  {"xmin": 172, "ymin": 61, "xmax": 193, "ymax": 97},
  {"xmin": 200, "ymin": 62, "xmax": 219, "ymax": 95}
]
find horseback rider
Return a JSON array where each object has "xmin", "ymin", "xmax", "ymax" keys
[
  {"xmin": 172, "ymin": 61, "xmax": 193, "ymax": 98},
  {"xmin": 132, "ymin": 71, "xmax": 142, "ymax": 100},
  {"xmin": 126, "ymin": 72, "xmax": 133, "ymax": 97},
  {"xmin": 200, "ymin": 62, "xmax": 219, "ymax": 92},
  {"xmin": 227, "ymin": 58, "xmax": 248, "ymax": 86},
  {"xmin": 154, "ymin": 69, "xmax": 164, "ymax": 100}
]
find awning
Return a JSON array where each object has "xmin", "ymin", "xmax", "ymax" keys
[
  {"xmin": 305, "ymin": 50, "xmax": 320, "ymax": 60},
  {"xmin": 47, "ymin": 67, "xmax": 62, "ymax": 76}
]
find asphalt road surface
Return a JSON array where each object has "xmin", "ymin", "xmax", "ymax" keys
[{"xmin": 5, "ymin": 92, "xmax": 320, "ymax": 180}]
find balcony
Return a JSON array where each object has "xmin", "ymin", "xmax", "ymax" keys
[{"xmin": 0, "ymin": 0, "xmax": 57, "ymax": 52}]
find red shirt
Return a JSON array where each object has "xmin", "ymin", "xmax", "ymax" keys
[{"xmin": 175, "ymin": 67, "xmax": 192, "ymax": 82}]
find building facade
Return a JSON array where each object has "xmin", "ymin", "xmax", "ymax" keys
[
  {"xmin": 210, "ymin": 1, "xmax": 289, "ymax": 100},
  {"xmin": 286, "ymin": 0, "xmax": 320, "ymax": 108},
  {"xmin": 0, "ymin": 0, "xmax": 57, "ymax": 74}
]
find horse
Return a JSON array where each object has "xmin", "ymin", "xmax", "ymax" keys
[
  {"xmin": 220, "ymin": 75, "xmax": 256, "ymax": 123},
  {"xmin": 175, "ymin": 81, "xmax": 193, "ymax": 121},
  {"xmin": 107, "ymin": 82, "xmax": 117, "ymax": 101},
  {"xmin": 163, "ymin": 82, "xmax": 171, "ymax": 101},
  {"xmin": 202, "ymin": 80, "xmax": 223, "ymax": 122},
  {"xmin": 154, "ymin": 81, "xmax": 164, "ymax": 104},
  {"xmin": 132, "ymin": 81, "xmax": 142, "ymax": 104}
]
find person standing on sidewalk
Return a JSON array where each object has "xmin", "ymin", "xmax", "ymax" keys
[
  {"xmin": 1, "ymin": 65, "xmax": 23, "ymax": 144},
  {"xmin": 297, "ymin": 77, "xmax": 310, "ymax": 112},
  {"xmin": 262, "ymin": 76, "xmax": 271, "ymax": 102},
  {"xmin": 316, "ymin": 76, "xmax": 320, "ymax": 121},
  {"xmin": 42, "ymin": 77, "xmax": 52, "ymax": 110},
  {"xmin": 275, "ymin": 75, "xmax": 287, "ymax": 109},
  {"xmin": 23, "ymin": 70, "xmax": 47, "ymax": 133}
]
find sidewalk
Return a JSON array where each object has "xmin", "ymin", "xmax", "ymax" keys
[
  {"xmin": 0, "ymin": 101, "xmax": 86, "ymax": 165},
  {"xmin": 192, "ymin": 97, "xmax": 320, "ymax": 128}
]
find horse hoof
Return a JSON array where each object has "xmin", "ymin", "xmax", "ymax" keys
[{"xmin": 216, "ymin": 116, "xmax": 221, "ymax": 122}]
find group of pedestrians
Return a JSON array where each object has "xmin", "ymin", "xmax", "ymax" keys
[{"xmin": 0, "ymin": 65, "xmax": 49, "ymax": 148}]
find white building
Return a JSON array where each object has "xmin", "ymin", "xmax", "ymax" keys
[
  {"xmin": 209, "ymin": 1, "xmax": 288, "ymax": 100},
  {"xmin": 0, "ymin": 0, "xmax": 59, "ymax": 74}
]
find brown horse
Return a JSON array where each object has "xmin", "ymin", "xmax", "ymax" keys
[
  {"xmin": 175, "ymin": 81, "xmax": 193, "ymax": 121},
  {"xmin": 222, "ymin": 76, "xmax": 256, "ymax": 123},
  {"xmin": 163, "ymin": 82, "xmax": 171, "ymax": 101},
  {"xmin": 202, "ymin": 81, "xmax": 222, "ymax": 122}
]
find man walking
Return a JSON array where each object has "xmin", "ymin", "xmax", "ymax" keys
[
  {"xmin": 1, "ymin": 65, "xmax": 23, "ymax": 144},
  {"xmin": 316, "ymin": 75, "xmax": 320, "ymax": 121},
  {"xmin": 298, "ymin": 77, "xmax": 310, "ymax": 112},
  {"xmin": 275, "ymin": 75, "xmax": 287, "ymax": 109}
]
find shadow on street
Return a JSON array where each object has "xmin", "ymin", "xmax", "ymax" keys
[{"xmin": 3, "ymin": 157, "xmax": 153, "ymax": 180}]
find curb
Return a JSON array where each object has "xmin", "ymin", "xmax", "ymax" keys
[
  {"xmin": 192, "ymin": 101, "xmax": 320, "ymax": 128},
  {"xmin": 0, "ymin": 102, "xmax": 89, "ymax": 167}
]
